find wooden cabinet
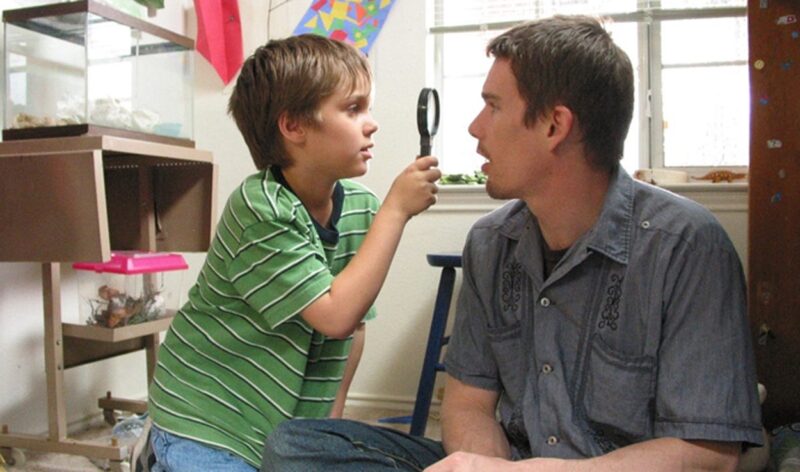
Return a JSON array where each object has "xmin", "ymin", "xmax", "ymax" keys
[
  {"xmin": 0, "ymin": 135, "xmax": 216, "ymax": 261},
  {"xmin": 747, "ymin": 0, "xmax": 800, "ymax": 429},
  {"xmin": 0, "ymin": 136, "xmax": 216, "ymax": 469}
]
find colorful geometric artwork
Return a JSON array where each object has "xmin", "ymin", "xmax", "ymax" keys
[{"xmin": 293, "ymin": 0, "xmax": 396, "ymax": 54}]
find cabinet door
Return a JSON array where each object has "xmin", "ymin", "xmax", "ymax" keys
[
  {"xmin": 748, "ymin": 0, "xmax": 800, "ymax": 428},
  {"xmin": 105, "ymin": 161, "xmax": 216, "ymax": 253},
  {"xmin": 0, "ymin": 151, "xmax": 110, "ymax": 262}
]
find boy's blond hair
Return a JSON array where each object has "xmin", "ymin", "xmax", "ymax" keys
[{"xmin": 228, "ymin": 34, "xmax": 372, "ymax": 169}]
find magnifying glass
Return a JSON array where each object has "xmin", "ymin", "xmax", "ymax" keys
[{"xmin": 417, "ymin": 87, "xmax": 440, "ymax": 157}]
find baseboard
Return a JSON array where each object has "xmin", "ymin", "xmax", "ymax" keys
[
  {"xmin": 345, "ymin": 392, "xmax": 440, "ymax": 412},
  {"xmin": 54, "ymin": 394, "xmax": 431, "ymax": 435}
]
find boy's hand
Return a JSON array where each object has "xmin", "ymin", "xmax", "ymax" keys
[{"xmin": 384, "ymin": 156, "xmax": 441, "ymax": 219}]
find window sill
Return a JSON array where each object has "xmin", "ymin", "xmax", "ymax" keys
[
  {"xmin": 434, "ymin": 181, "xmax": 748, "ymax": 213},
  {"xmin": 658, "ymin": 181, "xmax": 748, "ymax": 192}
]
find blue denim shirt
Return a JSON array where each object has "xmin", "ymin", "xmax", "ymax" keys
[{"xmin": 445, "ymin": 168, "xmax": 763, "ymax": 459}]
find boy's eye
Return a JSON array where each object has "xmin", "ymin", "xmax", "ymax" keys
[{"xmin": 347, "ymin": 101, "xmax": 368, "ymax": 115}]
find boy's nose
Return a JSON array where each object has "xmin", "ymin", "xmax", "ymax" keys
[{"xmin": 365, "ymin": 116, "xmax": 379, "ymax": 136}]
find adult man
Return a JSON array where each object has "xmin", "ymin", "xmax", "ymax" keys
[{"xmin": 262, "ymin": 15, "xmax": 762, "ymax": 471}]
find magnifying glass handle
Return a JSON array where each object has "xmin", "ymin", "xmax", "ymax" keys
[{"xmin": 420, "ymin": 139, "xmax": 432, "ymax": 157}]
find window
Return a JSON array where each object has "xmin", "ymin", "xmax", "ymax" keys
[{"xmin": 431, "ymin": 0, "xmax": 748, "ymax": 176}]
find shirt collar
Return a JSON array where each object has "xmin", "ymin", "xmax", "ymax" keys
[
  {"xmin": 269, "ymin": 167, "xmax": 344, "ymax": 245},
  {"xmin": 496, "ymin": 166, "xmax": 635, "ymax": 265},
  {"xmin": 583, "ymin": 166, "xmax": 634, "ymax": 265}
]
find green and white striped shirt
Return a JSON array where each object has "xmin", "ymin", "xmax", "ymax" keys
[{"xmin": 149, "ymin": 168, "xmax": 380, "ymax": 466}]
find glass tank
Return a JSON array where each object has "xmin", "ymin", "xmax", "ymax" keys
[{"xmin": 3, "ymin": 0, "xmax": 194, "ymax": 146}]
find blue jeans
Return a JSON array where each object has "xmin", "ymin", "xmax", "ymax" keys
[
  {"xmin": 262, "ymin": 419, "xmax": 446, "ymax": 471},
  {"xmin": 149, "ymin": 425, "xmax": 256, "ymax": 472}
]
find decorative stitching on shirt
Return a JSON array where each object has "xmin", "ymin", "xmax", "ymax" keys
[
  {"xmin": 502, "ymin": 261, "xmax": 523, "ymax": 312},
  {"xmin": 598, "ymin": 273, "xmax": 623, "ymax": 331}
]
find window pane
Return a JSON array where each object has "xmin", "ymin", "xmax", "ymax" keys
[
  {"xmin": 435, "ymin": 0, "xmax": 535, "ymax": 26},
  {"xmin": 605, "ymin": 21, "xmax": 640, "ymax": 175},
  {"xmin": 660, "ymin": 0, "xmax": 745, "ymax": 9},
  {"xmin": 439, "ymin": 31, "xmax": 495, "ymax": 174},
  {"xmin": 432, "ymin": 2, "xmax": 749, "ymax": 173},
  {"xmin": 660, "ymin": 16, "xmax": 748, "ymax": 167},
  {"xmin": 440, "ymin": 75, "xmax": 486, "ymax": 174},
  {"xmin": 532, "ymin": 0, "xmax": 639, "ymax": 17},
  {"xmin": 442, "ymin": 31, "xmax": 496, "ymax": 76},
  {"xmin": 434, "ymin": 0, "xmax": 639, "ymax": 28},
  {"xmin": 662, "ymin": 17, "xmax": 747, "ymax": 65},
  {"xmin": 437, "ymin": 22, "xmax": 643, "ymax": 175},
  {"xmin": 662, "ymin": 65, "xmax": 749, "ymax": 167}
]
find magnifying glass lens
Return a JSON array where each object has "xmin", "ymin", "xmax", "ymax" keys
[
  {"xmin": 417, "ymin": 88, "xmax": 440, "ymax": 157},
  {"xmin": 427, "ymin": 95, "xmax": 437, "ymax": 134}
]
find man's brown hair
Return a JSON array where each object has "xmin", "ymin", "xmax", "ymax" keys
[
  {"xmin": 487, "ymin": 16, "xmax": 634, "ymax": 171},
  {"xmin": 228, "ymin": 34, "xmax": 372, "ymax": 169}
]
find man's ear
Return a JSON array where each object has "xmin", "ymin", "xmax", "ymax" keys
[
  {"xmin": 278, "ymin": 112, "xmax": 306, "ymax": 144},
  {"xmin": 546, "ymin": 105, "xmax": 575, "ymax": 152}
]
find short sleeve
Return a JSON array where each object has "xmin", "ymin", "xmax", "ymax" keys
[
  {"xmin": 654, "ymin": 231, "xmax": 763, "ymax": 445},
  {"xmin": 228, "ymin": 219, "xmax": 333, "ymax": 329},
  {"xmin": 444, "ymin": 235, "xmax": 501, "ymax": 392}
]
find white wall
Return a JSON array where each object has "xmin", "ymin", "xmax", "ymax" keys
[
  {"xmin": 190, "ymin": 0, "xmax": 448, "ymax": 408},
  {"xmin": 0, "ymin": 0, "xmax": 749, "ymax": 438},
  {"xmin": 0, "ymin": 0, "xmax": 189, "ymax": 434}
]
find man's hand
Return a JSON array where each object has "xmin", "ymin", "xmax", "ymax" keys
[
  {"xmin": 426, "ymin": 439, "xmax": 740, "ymax": 472},
  {"xmin": 424, "ymin": 451, "xmax": 519, "ymax": 472}
]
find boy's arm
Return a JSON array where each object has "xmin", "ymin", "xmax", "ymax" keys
[
  {"xmin": 329, "ymin": 322, "xmax": 365, "ymax": 418},
  {"xmin": 301, "ymin": 156, "xmax": 440, "ymax": 339}
]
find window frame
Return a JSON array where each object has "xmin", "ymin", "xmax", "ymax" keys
[{"xmin": 430, "ymin": 4, "xmax": 749, "ymax": 177}]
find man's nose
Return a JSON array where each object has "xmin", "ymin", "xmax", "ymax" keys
[{"xmin": 468, "ymin": 113, "xmax": 481, "ymax": 138}]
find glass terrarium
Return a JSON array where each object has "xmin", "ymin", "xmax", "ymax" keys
[
  {"xmin": 3, "ymin": 0, "xmax": 194, "ymax": 146},
  {"xmin": 72, "ymin": 251, "xmax": 188, "ymax": 328}
]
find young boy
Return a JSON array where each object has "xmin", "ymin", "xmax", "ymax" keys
[{"xmin": 146, "ymin": 34, "xmax": 441, "ymax": 471}]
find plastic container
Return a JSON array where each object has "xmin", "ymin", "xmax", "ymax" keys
[
  {"xmin": 112, "ymin": 413, "xmax": 147, "ymax": 448},
  {"xmin": 3, "ymin": 0, "xmax": 195, "ymax": 146},
  {"xmin": 633, "ymin": 168, "xmax": 690, "ymax": 185},
  {"xmin": 72, "ymin": 251, "xmax": 187, "ymax": 328}
]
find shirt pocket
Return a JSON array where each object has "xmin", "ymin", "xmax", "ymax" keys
[
  {"xmin": 583, "ymin": 334, "xmax": 655, "ymax": 444},
  {"xmin": 486, "ymin": 322, "xmax": 527, "ymax": 404}
]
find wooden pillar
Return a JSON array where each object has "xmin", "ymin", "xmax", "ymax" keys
[
  {"xmin": 747, "ymin": 0, "xmax": 800, "ymax": 428},
  {"xmin": 42, "ymin": 263, "xmax": 67, "ymax": 440}
]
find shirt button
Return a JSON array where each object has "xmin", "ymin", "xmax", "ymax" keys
[
  {"xmin": 541, "ymin": 364, "xmax": 553, "ymax": 374},
  {"xmin": 540, "ymin": 297, "xmax": 551, "ymax": 307},
  {"xmin": 547, "ymin": 435, "xmax": 559, "ymax": 446},
  {"xmin": 641, "ymin": 220, "xmax": 651, "ymax": 229}
]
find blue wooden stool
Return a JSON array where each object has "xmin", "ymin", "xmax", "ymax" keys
[
  {"xmin": 410, "ymin": 252, "xmax": 461, "ymax": 436},
  {"xmin": 378, "ymin": 253, "xmax": 462, "ymax": 436},
  {"xmin": 378, "ymin": 253, "xmax": 462, "ymax": 435}
]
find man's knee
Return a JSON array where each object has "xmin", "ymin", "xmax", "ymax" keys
[{"xmin": 264, "ymin": 419, "xmax": 316, "ymax": 455}]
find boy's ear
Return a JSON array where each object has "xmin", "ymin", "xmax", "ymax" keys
[
  {"xmin": 278, "ymin": 112, "xmax": 306, "ymax": 144},
  {"xmin": 546, "ymin": 105, "xmax": 576, "ymax": 152}
]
